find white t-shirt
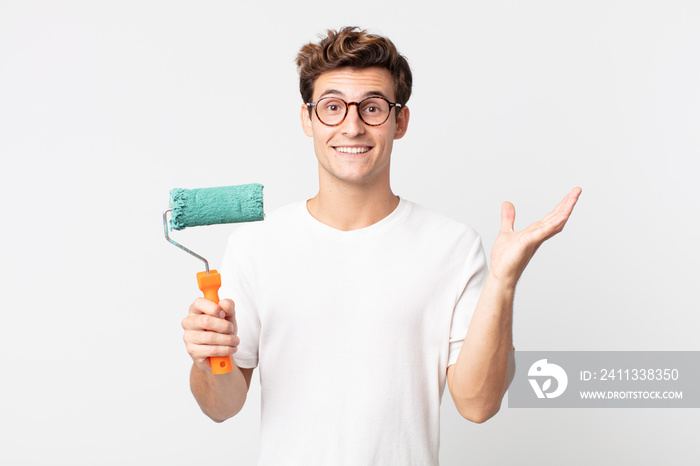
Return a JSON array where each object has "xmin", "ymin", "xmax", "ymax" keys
[{"xmin": 219, "ymin": 198, "xmax": 487, "ymax": 466}]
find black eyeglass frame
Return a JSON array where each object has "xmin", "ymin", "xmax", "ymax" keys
[{"xmin": 306, "ymin": 96, "xmax": 403, "ymax": 127}]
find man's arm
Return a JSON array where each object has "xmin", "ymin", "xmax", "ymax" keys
[
  {"xmin": 182, "ymin": 297, "xmax": 253, "ymax": 422},
  {"xmin": 190, "ymin": 363, "xmax": 253, "ymax": 423},
  {"xmin": 448, "ymin": 187, "xmax": 582, "ymax": 423},
  {"xmin": 447, "ymin": 274, "xmax": 515, "ymax": 423}
]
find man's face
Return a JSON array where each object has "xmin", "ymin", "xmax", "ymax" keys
[{"xmin": 301, "ymin": 67, "xmax": 409, "ymax": 188}]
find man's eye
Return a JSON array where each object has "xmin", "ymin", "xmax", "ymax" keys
[{"xmin": 323, "ymin": 101, "xmax": 344, "ymax": 113}]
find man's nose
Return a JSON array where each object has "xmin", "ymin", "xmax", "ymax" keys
[{"xmin": 341, "ymin": 103, "xmax": 365, "ymax": 136}]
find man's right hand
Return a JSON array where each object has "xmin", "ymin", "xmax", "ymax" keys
[{"xmin": 182, "ymin": 298, "xmax": 239, "ymax": 372}]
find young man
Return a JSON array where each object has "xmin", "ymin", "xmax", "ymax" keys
[{"xmin": 181, "ymin": 27, "xmax": 581, "ymax": 465}]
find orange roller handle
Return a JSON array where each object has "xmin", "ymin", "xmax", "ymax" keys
[{"xmin": 197, "ymin": 270, "xmax": 233, "ymax": 374}]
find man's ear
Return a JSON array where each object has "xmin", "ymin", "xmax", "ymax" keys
[
  {"xmin": 393, "ymin": 106, "xmax": 410, "ymax": 140},
  {"xmin": 301, "ymin": 104, "xmax": 314, "ymax": 137}
]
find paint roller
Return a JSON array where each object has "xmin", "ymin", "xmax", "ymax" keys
[{"xmin": 163, "ymin": 183, "xmax": 264, "ymax": 374}]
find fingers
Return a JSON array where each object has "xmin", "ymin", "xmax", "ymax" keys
[
  {"xmin": 539, "ymin": 187, "xmax": 578, "ymax": 220},
  {"xmin": 548, "ymin": 187, "xmax": 582, "ymax": 227},
  {"xmin": 183, "ymin": 298, "xmax": 239, "ymax": 371},
  {"xmin": 502, "ymin": 187, "xmax": 581, "ymax": 235},
  {"xmin": 219, "ymin": 298, "xmax": 238, "ymax": 338},
  {"xmin": 188, "ymin": 297, "xmax": 228, "ymax": 319},
  {"xmin": 500, "ymin": 201, "xmax": 516, "ymax": 233},
  {"xmin": 183, "ymin": 298, "xmax": 236, "ymax": 333},
  {"xmin": 534, "ymin": 187, "xmax": 582, "ymax": 224},
  {"xmin": 188, "ymin": 328, "xmax": 239, "ymax": 347},
  {"xmin": 219, "ymin": 298, "xmax": 235, "ymax": 317},
  {"xmin": 529, "ymin": 187, "xmax": 582, "ymax": 242},
  {"xmin": 564, "ymin": 187, "xmax": 582, "ymax": 215},
  {"xmin": 551, "ymin": 187, "xmax": 581, "ymax": 217},
  {"xmin": 187, "ymin": 342, "xmax": 239, "ymax": 371}
]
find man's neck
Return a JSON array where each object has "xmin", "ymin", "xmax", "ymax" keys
[{"xmin": 306, "ymin": 180, "xmax": 399, "ymax": 231}]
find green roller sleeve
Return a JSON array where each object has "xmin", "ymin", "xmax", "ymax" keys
[{"xmin": 169, "ymin": 183, "xmax": 264, "ymax": 230}]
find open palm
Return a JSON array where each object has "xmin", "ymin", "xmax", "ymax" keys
[{"xmin": 489, "ymin": 187, "xmax": 582, "ymax": 287}]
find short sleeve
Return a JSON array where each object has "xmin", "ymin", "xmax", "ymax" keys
[
  {"xmin": 219, "ymin": 232, "xmax": 261, "ymax": 369},
  {"xmin": 447, "ymin": 235, "xmax": 488, "ymax": 367}
]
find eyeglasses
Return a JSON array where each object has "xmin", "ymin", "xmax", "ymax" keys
[{"xmin": 306, "ymin": 96, "xmax": 402, "ymax": 127}]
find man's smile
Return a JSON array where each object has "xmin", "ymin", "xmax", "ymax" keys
[{"xmin": 333, "ymin": 145, "xmax": 373, "ymax": 155}]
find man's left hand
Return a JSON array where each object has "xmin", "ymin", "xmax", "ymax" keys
[{"xmin": 488, "ymin": 187, "xmax": 582, "ymax": 288}]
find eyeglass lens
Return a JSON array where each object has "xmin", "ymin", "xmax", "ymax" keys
[{"xmin": 315, "ymin": 97, "xmax": 392, "ymax": 126}]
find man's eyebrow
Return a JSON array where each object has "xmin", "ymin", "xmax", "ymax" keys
[
  {"xmin": 318, "ymin": 89, "xmax": 343, "ymax": 98},
  {"xmin": 317, "ymin": 89, "xmax": 392, "ymax": 101}
]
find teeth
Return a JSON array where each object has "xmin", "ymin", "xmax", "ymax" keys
[{"xmin": 335, "ymin": 146, "xmax": 370, "ymax": 154}]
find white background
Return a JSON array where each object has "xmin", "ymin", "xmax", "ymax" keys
[{"xmin": 1, "ymin": 1, "xmax": 698, "ymax": 464}]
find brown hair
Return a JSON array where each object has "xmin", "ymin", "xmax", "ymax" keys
[{"xmin": 296, "ymin": 27, "xmax": 412, "ymax": 108}]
